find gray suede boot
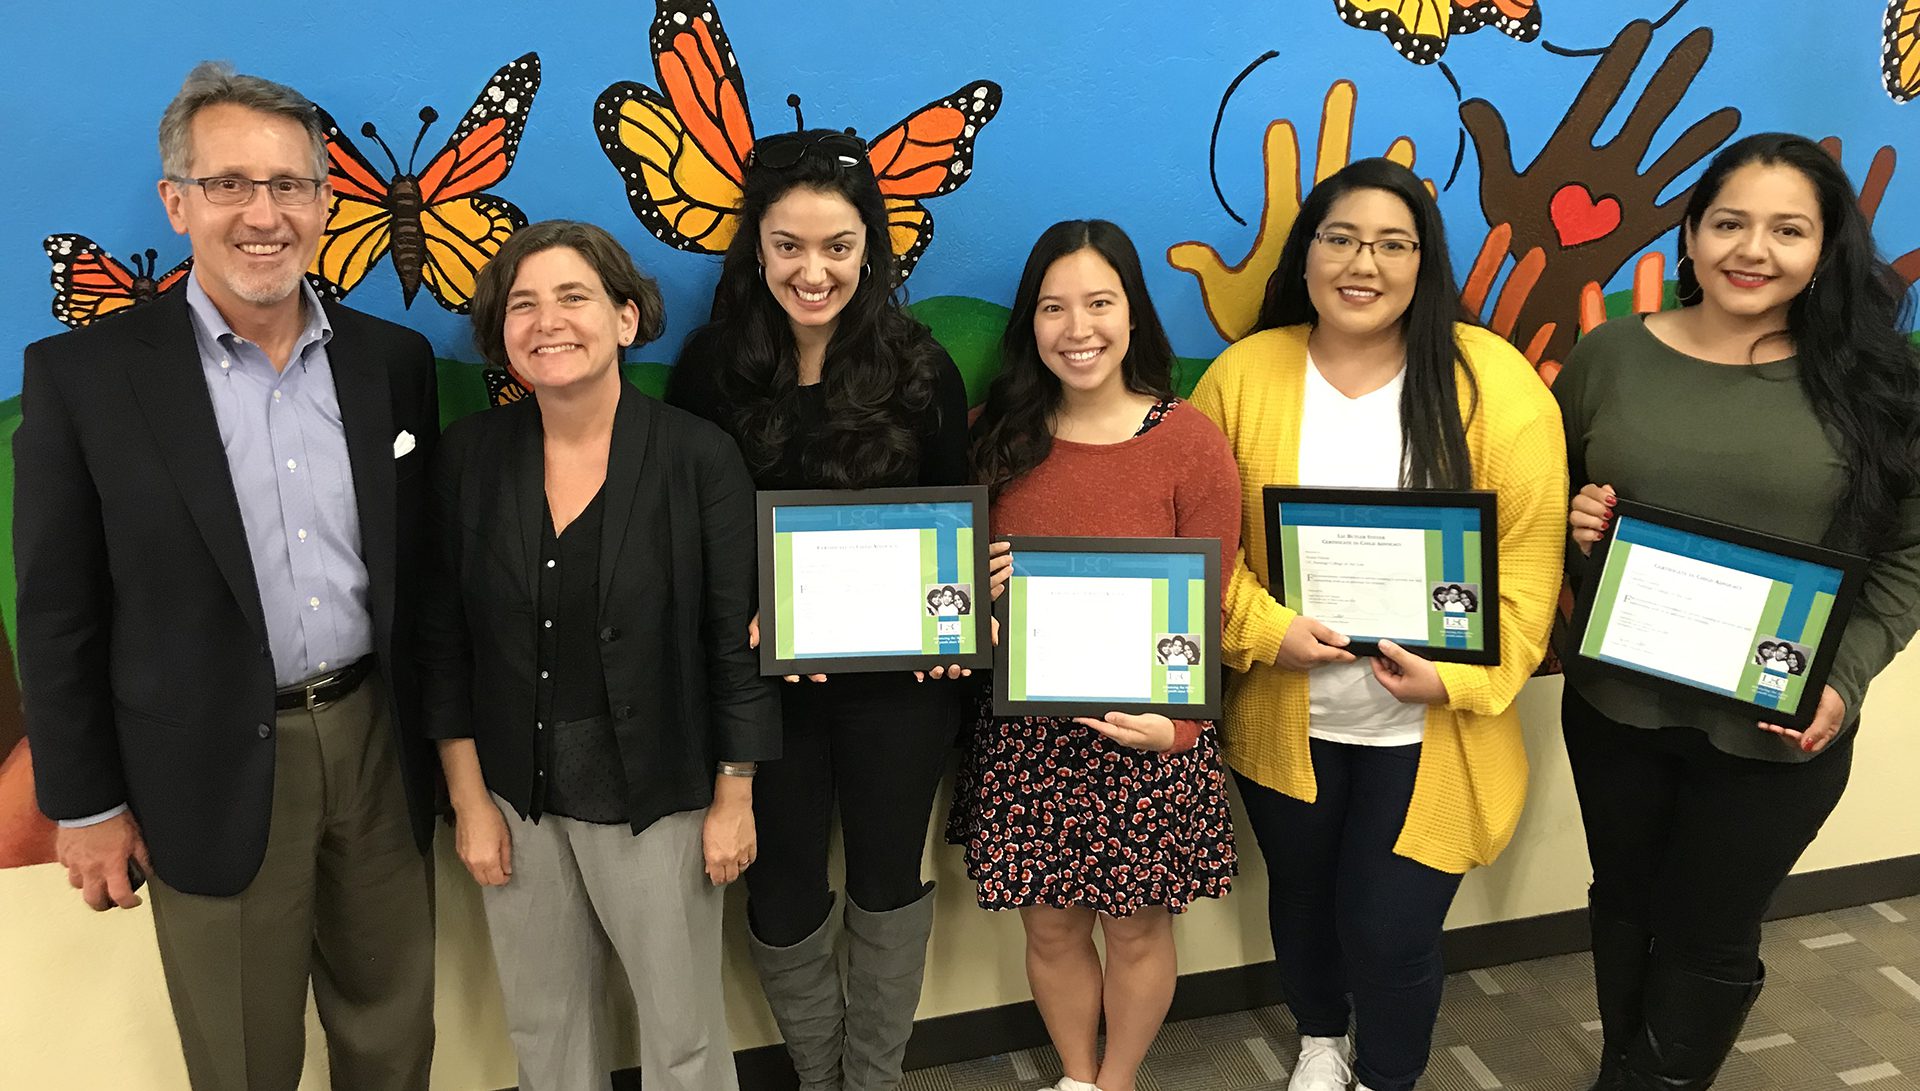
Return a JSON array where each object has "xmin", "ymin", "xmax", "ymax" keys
[
  {"xmin": 748, "ymin": 897, "xmax": 846, "ymax": 1091},
  {"xmin": 841, "ymin": 883, "xmax": 936, "ymax": 1091}
]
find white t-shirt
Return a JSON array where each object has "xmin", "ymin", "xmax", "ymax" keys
[{"xmin": 1295, "ymin": 355, "xmax": 1427, "ymax": 747}]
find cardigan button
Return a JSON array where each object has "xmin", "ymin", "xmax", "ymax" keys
[
  {"xmin": 257, "ymin": 723, "xmax": 272, "ymax": 739},
  {"xmin": 617, "ymin": 704, "xmax": 634, "ymax": 719},
  {"xmin": 600, "ymin": 626, "xmax": 621, "ymax": 642}
]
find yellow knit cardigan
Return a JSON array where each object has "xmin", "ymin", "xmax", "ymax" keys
[{"xmin": 1189, "ymin": 323, "xmax": 1567, "ymax": 873}]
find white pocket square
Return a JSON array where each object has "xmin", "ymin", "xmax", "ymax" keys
[{"xmin": 393, "ymin": 430, "xmax": 416, "ymax": 459}]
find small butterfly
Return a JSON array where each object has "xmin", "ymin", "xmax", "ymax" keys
[
  {"xmin": 1334, "ymin": 0, "xmax": 1542, "ymax": 65},
  {"xmin": 593, "ymin": 0, "xmax": 1000, "ymax": 282},
  {"xmin": 1886, "ymin": 0, "xmax": 1920, "ymax": 103},
  {"xmin": 43, "ymin": 234, "xmax": 191, "ymax": 329},
  {"xmin": 485, "ymin": 367, "xmax": 531, "ymax": 407},
  {"xmin": 310, "ymin": 53, "xmax": 540, "ymax": 313}
]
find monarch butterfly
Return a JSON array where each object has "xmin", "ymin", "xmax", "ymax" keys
[
  {"xmin": 593, "ymin": 0, "xmax": 1000, "ymax": 282},
  {"xmin": 43, "ymin": 234, "xmax": 191, "ymax": 329},
  {"xmin": 1334, "ymin": 0, "xmax": 1542, "ymax": 65},
  {"xmin": 485, "ymin": 367, "xmax": 531, "ymax": 407},
  {"xmin": 1887, "ymin": 0, "xmax": 1920, "ymax": 103},
  {"xmin": 309, "ymin": 53, "xmax": 540, "ymax": 313}
]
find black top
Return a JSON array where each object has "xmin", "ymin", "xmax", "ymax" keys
[
  {"xmin": 667, "ymin": 327, "xmax": 974, "ymax": 716},
  {"xmin": 419, "ymin": 383, "xmax": 782, "ymax": 835},
  {"xmin": 534, "ymin": 489, "xmax": 626, "ymax": 823},
  {"xmin": 666, "ymin": 328, "xmax": 973, "ymax": 490}
]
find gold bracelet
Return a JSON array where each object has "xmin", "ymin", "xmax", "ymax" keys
[{"xmin": 717, "ymin": 760, "xmax": 758, "ymax": 778}]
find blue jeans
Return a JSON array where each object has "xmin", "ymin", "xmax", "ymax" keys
[{"xmin": 1234, "ymin": 738, "xmax": 1463, "ymax": 1091}]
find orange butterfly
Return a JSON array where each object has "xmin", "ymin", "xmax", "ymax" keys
[
  {"xmin": 1335, "ymin": 0, "xmax": 1542, "ymax": 65},
  {"xmin": 310, "ymin": 53, "xmax": 540, "ymax": 313},
  {"xmin": 593, "ymin": 0, "xmax": 1000, "ymax": 282},
  {"xmin": 43, "ymin": 234, "xmax": 190, "ymax": 329},
  {"xmin": 1888, "ymin": 0, "xmax": 1920, "ymax": 103}
]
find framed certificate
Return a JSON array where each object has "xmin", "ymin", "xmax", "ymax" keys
[
  {"xmin": 993, "ymin": 536, "xmax": 1222, "ymax": 719},
  {"xmin": 1264, "ymin": 486, "xmax": 1501, "ymax": 665},
  {"xmin": 757, "ymin": 486, "xmax": 992, "ymax": 676},
  {"xmin": 1567, "ymin": 500, "xmax": 1866, "ymax": 729}
]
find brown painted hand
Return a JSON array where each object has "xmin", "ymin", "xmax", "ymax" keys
[
  {"xmin": 1819, "ymin": 137, "xmax": 1920, "ymax": 286},
  {"xmin": 1461, "ymin": 19, "xmax": 1739, "ymax": 364}
]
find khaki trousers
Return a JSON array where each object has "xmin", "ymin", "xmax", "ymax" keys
[{"xmin": 149, "ymin": 671, "xmax": 435, "ymax": 1091}]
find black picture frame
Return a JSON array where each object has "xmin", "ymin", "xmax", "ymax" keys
[
  {"xmin": 992, "ymin": 535, "xmax": 1223, "ymax": 719},
  {"xmin": 756, "ymin": 485, "xmax": 993, "ymax": 676},
  {"xmin": 1263, "ymin": 485, "xmax": 1501, "ymax": 665},
  {"xmin": 1565, "ymin": 499, "xmax": 1868, "ymax": 730}
]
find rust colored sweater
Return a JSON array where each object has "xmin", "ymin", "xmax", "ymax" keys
[{"xmin": 991, "ymin": 401, "xmax": 1244, "ymax": 747}]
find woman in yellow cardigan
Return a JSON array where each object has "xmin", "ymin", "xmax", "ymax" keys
[{"xmin": 1190, "ymin": 159, "xmax": 1566, "ymax": 1091}]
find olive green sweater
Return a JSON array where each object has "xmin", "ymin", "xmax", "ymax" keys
[{"xmin": 1554, "ymin": 315, "xmax": 1920, "ymax": 762}]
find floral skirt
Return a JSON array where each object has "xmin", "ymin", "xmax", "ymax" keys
[{"xmin": 944, "ymin": 711, "xmax": 1237, "ymax": 916}]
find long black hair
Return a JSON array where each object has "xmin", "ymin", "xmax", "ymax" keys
[
  {"xmin": 1256, "ymin": 158, "xmax": 1479, "ymax": 491},
  {"xmin": 971, "ymin": 219, "xmax": 1177, "ymax": 493},
  {"xmin": 683, "ymin": 134, "xmax": 940, "ymax": 487},
  {"xmin": 1674, "ymin": 132, "xmax": 1920, "ymax": 553}
]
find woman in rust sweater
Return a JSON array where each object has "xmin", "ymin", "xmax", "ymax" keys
[{"xmin": 947, "ymin": 220, "xmax": 1241, "ymax": 1091}]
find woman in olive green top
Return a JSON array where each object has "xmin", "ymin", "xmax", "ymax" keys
[{"xmin": 1555, "ymin": 133, "xmax": 1920, "ymax": 1091}]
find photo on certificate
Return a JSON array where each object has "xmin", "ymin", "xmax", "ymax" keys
[
  {"xmin": 1263, "ymin": 486, "xmax": 1501, "ymax": 665},
  {"xmin": 1567, "ymin": 500, "xmax": 1867, "ymax": 730},
  {"xmin": 757, "ymin": 485, "xmax": 992, "ymax": 676},
  {"xmin": 993, "ymin": 536, "xmax": 1222, "ymax": 719}
]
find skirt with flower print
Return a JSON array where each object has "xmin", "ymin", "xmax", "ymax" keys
[{"xmin": 944, "ymin": 710, "xmax": 1237, "ymax": 916}]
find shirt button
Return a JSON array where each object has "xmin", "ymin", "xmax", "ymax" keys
[
  {"xmin": 308, "ymin": 596, "xmax": 320, "ymax": 610},
  {"xmin": 546, "ymin": 559, "xmax": 556, "ymax": 568},
  {"xmin": 257, "ymin": 723, "xmax": 272, "ymax": 738},
  {"xmin": 317, "ymin": 661, "xmax": 328, "ymax": 671},
  {"xmin": 286, "ymin": 459, "xmax": 298, "ymax": 472},
  {"xmin": 272, "ymin": 390, "xmax": 282, "ymax": 402},
  {"xmin": 221, "ymin": 359, "xmax": 231, "ymax": 370},
  {"xmin": 536, "ymin": 721, "xmax": 544, "ymax": 731},
  {"xmin": 543, "ymin": 619, "xmax": 553, "ymax": 629},
  {"xmin": 540, "ymin": 670, "xmax": 549, "ymax": 679},
  {"xmin": 298, "ymin": 529, "xmax": 308, "ymax": 542}
]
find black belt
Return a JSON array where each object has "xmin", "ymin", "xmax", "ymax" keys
[{"xmin": 275, "ymin": 657, "xmax": 373, "ymax": 711}]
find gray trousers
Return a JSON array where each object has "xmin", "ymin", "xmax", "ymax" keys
[
  {"xmin": 482, "ymin": 799, "xmax": 738, "ymax": 1091},
  {"xmin": 148, "ymin": 671, "xmax": 435, "ymax": 1091}
]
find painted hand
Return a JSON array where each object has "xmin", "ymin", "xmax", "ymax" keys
[
  {"xmin": 1818, "ymin": 137, "xmax": 1920, "ymax": 286},
  {"xmin": 1169, "ymin": 80, "xmax": 1422, "ymax": 342},
  {"xmin": 1461, "ymin": 19, "xmax": 1738, "ymax": 365}
]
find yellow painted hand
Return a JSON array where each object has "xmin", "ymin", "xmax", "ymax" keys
[{"xmin": 1168, "ymin": 81, "xmax": 1422, "ymax": 343}]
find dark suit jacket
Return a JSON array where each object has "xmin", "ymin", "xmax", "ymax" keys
[
  {"xmin": 13, "ymin": 290, "xmax": 440, "ymax": 896},
  {"xmin": 417, "ymin": 381, "xmax": 780, "ymax": 831}
]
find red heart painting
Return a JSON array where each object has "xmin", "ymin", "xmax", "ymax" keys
[{"xmin": 1550, "ymin": 184, "xmax": 1623, "ymax": 247}]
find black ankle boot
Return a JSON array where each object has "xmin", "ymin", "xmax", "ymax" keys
[
  {"xmin": 1586, "ymin": 898, "xmax": 1653, "ymax": 1091},
  {"xmin": 1622, "ymin": 960, "xmax": 1765, "ymax": 1089}
]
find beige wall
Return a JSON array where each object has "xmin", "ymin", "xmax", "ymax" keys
[{"xmin": 5, "ymin": 645, "xmax": 1917, "ymax": 1091}]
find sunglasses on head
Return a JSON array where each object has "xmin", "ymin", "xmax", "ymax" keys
[{"xmin": 747, "ymin": 129, "xmax": 868, "ymax": 172}]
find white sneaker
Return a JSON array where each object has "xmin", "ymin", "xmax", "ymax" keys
[
  {"xmin": 1288, "ymin": 1034, "xmax": 1353, "ymax": 1091},
  {"xmin": 1049, "ymin": 1080, "xmax": 1101, "ymax": 1091}
]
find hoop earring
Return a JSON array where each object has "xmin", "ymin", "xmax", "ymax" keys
[
  {"xmin": 860, "ymin": 262, "xmax": 871, "ymax": 281},
  {"xmin": 1675, "ymin": 254, "xmax": 1703, "ymax": 305}
]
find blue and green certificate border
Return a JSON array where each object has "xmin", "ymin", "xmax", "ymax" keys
[
  {"xmin": 992, "ymin": 536, "xmax": 1222, "ymax": 719},
  {"xmin": 1262, "ymin": 486, "xmax": 1502, "ymax": 666},
  {"xmin": 756, "ymin": 485, "xmax": 992, "ymax": 677},
  {"xmin": 1568, "ymin": 499, "xmax": 1867, "ymax": 730}
]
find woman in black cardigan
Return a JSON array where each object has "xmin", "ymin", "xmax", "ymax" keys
[{"xmin": 418, "ymin": 220, "xmax": 780, "ymax": 1091}]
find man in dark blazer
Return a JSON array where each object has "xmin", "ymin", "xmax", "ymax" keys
[{"xmin": 14, "ymin": 63, "xmax": 438, "ymax": 1090}]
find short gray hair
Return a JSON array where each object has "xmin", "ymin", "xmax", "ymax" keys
[{"xmin": 158, "ymin": 61, "xmax": 328, "ymax": 180}]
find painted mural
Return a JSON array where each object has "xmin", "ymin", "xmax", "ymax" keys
[{"xmin": 5, "ymin": 0, "xmax": 1918, "ymax": 867}]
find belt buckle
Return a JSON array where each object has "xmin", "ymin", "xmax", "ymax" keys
[{"xmin": 304, "ymin": 678, "xmax": 333, "ymax": 712}]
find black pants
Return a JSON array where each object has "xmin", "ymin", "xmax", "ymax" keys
[
  {"xmin": 1235, "ymin": 739, "xmax": 1463, "ymax": 1091},
  {"xmin": 746, "ymin": 677, "xmax": 961, "ymax": 946},
  {"xmin": 1562, "ymin": 686, "xmax": 1853, "ymax": 981}
]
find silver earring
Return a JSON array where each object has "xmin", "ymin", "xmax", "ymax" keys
[
  {"xmin": 1675, "ymin": 254, "xmax": 1703, "ymax": 305},
  {"xmin": 860, "ymin": 262, "xmax": 871, "ymax": 281}
]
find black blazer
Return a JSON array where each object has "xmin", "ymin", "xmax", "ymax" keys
[
  {"xmin": 417, "ymin": 381, "xmax": 780, "ymax": 832},
  {"xmin": 13, "ymin": 290, "xmax": 441, "ymax": 897}
]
